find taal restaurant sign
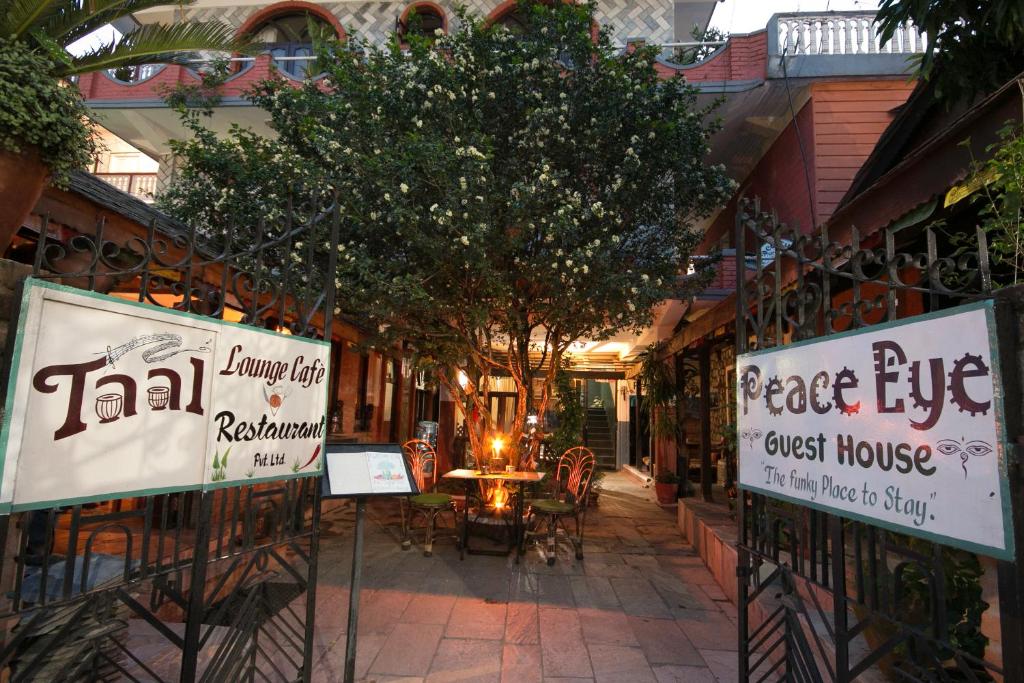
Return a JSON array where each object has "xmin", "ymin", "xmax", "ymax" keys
[{"xmin": 0, "ymin": 279, "xmax": 329, "ymax": 511}]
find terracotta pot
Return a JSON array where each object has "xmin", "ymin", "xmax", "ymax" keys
[
  {"xmin": 0, "ymin": 148, "xmax": 48, "ymax": 252},
  {"xmin": 655, "ymin": 481, "xmax": 677, "ymax": 505}
]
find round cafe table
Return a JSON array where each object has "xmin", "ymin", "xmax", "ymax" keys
[{"xmin": 442, "ymin": 469, "xmax": 546, "ymax": 562}]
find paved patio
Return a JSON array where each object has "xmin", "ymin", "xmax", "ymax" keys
[{"xmin": 309, "ymin": 471, "xmax": 739, "ymax": 682}]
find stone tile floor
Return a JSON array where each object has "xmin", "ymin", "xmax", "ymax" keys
[{"xmin": 310, "ymin": 471, "xmax": 739, "ymax": 682}]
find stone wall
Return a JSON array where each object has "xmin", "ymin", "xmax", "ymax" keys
[{"xmin": 0, "ymin": 259, "xmax": 34, "ymax": 365}]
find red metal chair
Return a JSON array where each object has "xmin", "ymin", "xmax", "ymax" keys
[
  {"xmin": 526, "ymin": 446, "xmax": 597, "ymax": 565},
  {"xmin": 401, "ymin": 439, "xmax": 457, "ymax": 556}
]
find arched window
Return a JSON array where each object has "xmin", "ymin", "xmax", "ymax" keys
[
  {"xmin": 492, "ymin": 5, "xmax": 530, "ymax": 34},
  {"xmin": 398, "ymin": 3, "xmax": 446, "ymax": 42},
  {"xmin": 241, "ymin": 4, "xmax": 344, "ymax": 78}
]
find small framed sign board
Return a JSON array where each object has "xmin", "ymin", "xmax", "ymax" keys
[{"xmin": 322, "ymin": 443, "xmax": 419, "ymax": 498}]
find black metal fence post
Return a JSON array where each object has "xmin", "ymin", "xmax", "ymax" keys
[
  {"xmin": 180, "ymin": 491, "xmax": 213, "ymax": 683},
  {"xmin": 343, "ymin": 497, "xmax": 367, "ymax": 683}
]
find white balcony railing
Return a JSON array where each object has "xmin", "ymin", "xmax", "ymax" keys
[
  {"xmin": 775, "ymin": 13, "xmax": 927, "ymax": 57},
  {"xmin": 96, "ymin": 173, "xmax": 158, "ymax": 202}
]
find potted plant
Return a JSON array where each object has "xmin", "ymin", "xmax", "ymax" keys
[
  {"xmin": 0, "ymin": 42, "xmax": 95, "ymax": 245},
  {"xmin": 0, "ymin": 0, "xmax": 248, "ymax": 248},
  {"xmin": 654, "ymin": 470, "xmax": 680, "ymax": 505},
  {"xmin": 718, "ymin": 422, "xmax": 737, "ymax": 485}
]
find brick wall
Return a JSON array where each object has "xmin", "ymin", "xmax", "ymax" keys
[
  {"xmin": 811, "ymin": 80, "xmax": 916, "ymax": 221},
  {"xmin": 699, "ymin": 77, "xmax": 913, "ymax": 252},
  {"xmin": 77, "ymin": 56, "xmax": 281, "ymax": 103},
  {"xmin": 656, "ymin": 31, "xmax": 767, "ymax": 82}
]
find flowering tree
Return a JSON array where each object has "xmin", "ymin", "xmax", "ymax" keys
[{"xmin": 161, "ymin": 0, "xmax": 733, "ymax": 466}]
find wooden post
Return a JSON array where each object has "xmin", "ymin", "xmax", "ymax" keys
[
  {"xmin": 699, "ymin": 344, "xmax": 712, "ymax": 502},
  {"xmin": 636, "ymin": 376, "xmax": 648, "ymax": 471},
  {"xmin": 674, "ymin": 351, "xmax": 687, "ymax": 496},
  {"xmin": 994, "ymin": 286, "xmax": 1024, "ymax": 679}
]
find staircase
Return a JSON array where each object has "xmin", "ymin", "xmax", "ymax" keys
[{"xmin": 585, "ymin": 408, "xmax": 617, "ymax": 469}]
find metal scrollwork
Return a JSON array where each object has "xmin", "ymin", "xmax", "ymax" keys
[
  {"xmin": 8, "ymin": 190, "xmax": 344, "ymax": 680},
  {"xmin": 734, "ymin": 197, "xmax": 1000, "ymax": 682}
]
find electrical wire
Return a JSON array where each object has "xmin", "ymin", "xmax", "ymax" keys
[{"xmin": 780, "ymin": 45, "xmax": 819, "ymax": 230}]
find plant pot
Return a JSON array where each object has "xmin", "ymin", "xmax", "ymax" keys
[
  {"xmin": 655, "ymin": 482, "xmax": 677, "ymax": 505},
  {"xmin": 0, "ymin": 148, "xmax": 48, "ymax": 252}
]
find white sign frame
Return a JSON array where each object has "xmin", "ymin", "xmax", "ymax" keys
[
  {"xmin": 322, "ymin": 443, "xmax": 419, "ymax": 498},
  {"xmin": 736, "ymin": 300, "xmax": 1014, "ymax": 560},
  {"xmin": 0, "ymin": 278, "xmax": 331, "ymax": 512}
]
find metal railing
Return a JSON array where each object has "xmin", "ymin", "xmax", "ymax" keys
[
  {"xmin": 103, "ymin": 54, "xmax": 319, "ymax": 84},
  {"xmin": 95, "ymin": 172, "xmax": 158, "ymax": 202},
  {"xmin": 775, "ymin": 12, "xmax": 927, "ymax": 56}
]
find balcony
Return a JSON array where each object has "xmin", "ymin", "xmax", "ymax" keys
[
  {"xmin": 95, "ymin": 173, "xmax": 158, "ymax": 202},
  {"xmin": 767, "ymin": 12, "xmax": 927, "ymax": 78},
  {"xmin": 79, "ymin": 12, "xmax": 927, "ymax": 162}
]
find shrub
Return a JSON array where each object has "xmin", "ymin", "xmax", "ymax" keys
[{"xmin": 0, "ymin": 42, "xmax": 95, "ymax": 187}]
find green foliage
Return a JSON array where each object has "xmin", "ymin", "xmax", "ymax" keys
[
  {"xmin": 158, "ymin": 107, "xmax": 328, "ymax": 250},
  {"xmin": 638, "ymin": 343, "xmax": 679, "ymax": 440},
  {"xmin": 673, "ymin": 24, "xmax": 726, "ymax": 65},
  {"xmin": 0, "ymin": 41, "xmax": 95, "ymax": 186},
  {"xmin": 966, "ymin": 123, "xmax": 1024, "ymax": 286},
  {"xmin": 655, "ymin": 469, "xmax": 679, "ymax": 484},
  {"xmin": 210, "ymin": 446, "xmax": 230, "ymax": 481},
  {"xmin": 717, "ymin": 422, "xmax": 737, "ymax": 453},
  {"xmin": 0, "ymin": 0, "xmax": 250, "ymax": 79},
  {"xmin": 546, "ymin": 369, "xmax": 584, "ymax": 461},
  {"xmin": 896, "ymin": 539, "xmax": 989, "ymax": 661},
  {"xmin": 159, "ymin": 56, "xmax": 232, "ymax": 113},
  {"xmin": 876, "ymin": 0, "xmax": 1024, "ymax": 102},
  {"xmin": 162, "ymin": 0, "xmax": 733, "ymax": 457}
]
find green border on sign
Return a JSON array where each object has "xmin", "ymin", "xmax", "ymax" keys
[
  {"xmin": 0, "ymin": 278, "xmax": 331, "ymax": 511},
  {"xmin": 736, "ymin": 299, "xmax": 1016, "ymax": 561}
]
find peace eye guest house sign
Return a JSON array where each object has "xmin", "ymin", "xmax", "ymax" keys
[
  {"xmin": 0, "ymin": 279, "xmax": 330, "ymax": 512},
  {"xmin": 736, "ymin": 301, "xmax": 1014, "ymax": 559}
]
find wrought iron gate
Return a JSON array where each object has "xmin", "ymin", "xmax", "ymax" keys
[
  {"xmin": 733, "ymin": 197, "xmax": 1013, "ymax": 681},
  {"xmin": 0, "ymin": 188, "xmax": 341, "ymax": 681}
]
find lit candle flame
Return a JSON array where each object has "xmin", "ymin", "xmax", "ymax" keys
[{"xmin": 492, "ymin": 436, "xmax": 505, "ymax": 456}]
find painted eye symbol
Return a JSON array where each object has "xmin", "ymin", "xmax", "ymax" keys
[
  {"xmin": 965, "ymin": 441, "xmax": 993, "ymax": 457},
  {"xmin": 750, "ymin": 429, "xmax": 762, "ymax": 441},
  {"xmin": 936, "ymin": 440, "xmax": 963, "ymax": 456}
]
